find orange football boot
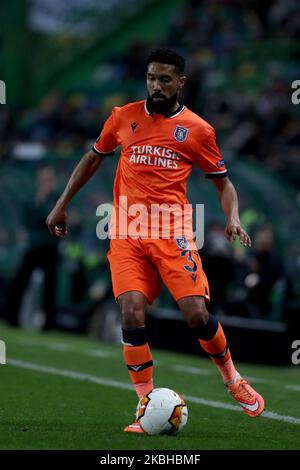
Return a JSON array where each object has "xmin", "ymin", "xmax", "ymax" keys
[
  {"xmin": 124, "ymin": 421, "xmax": 145, "ymax": 433},
  {"xmin": 227, "ymin": 376, "xmax": 264, "ymax": 417}
]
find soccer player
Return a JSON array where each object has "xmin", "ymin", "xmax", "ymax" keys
[{"xmin": 47, "ymin": 48, "xmax": 264, "ymax": 433}]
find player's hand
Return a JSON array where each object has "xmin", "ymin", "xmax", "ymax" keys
[
  {"xmin": 46, "ymin": 206, "xmax": 68, "ymax": 238},
  {"xmin": 225, "ymin": 218, "xmax": 251, "ymax": 247}
]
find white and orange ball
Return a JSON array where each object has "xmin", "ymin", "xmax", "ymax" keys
[{"xmin": 136, "ymin": 388, "xmax": 188, "ymax": 435}]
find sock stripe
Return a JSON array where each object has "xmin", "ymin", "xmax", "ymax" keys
[
  {"xmin": 207, "ymin": 345, "xmax": 229, "ymax": 359},
  {"xmin": 123, "ymin": 343, "xmax": 154, "ymax": 398},
  {"xmin": 127, "ymin": 360, "xmax": 153, "ymax": 373}
]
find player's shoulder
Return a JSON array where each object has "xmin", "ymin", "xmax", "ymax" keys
[
  {"xmin": 182, "ymin": 106, "xmax": 214, "ymax": 138},
  {"xmin": 112, "ymin": 100, "xmax": 144, "ymax": 117}
]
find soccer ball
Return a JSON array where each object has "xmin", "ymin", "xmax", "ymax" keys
[{"xmin": 136, "ymin": 388, "xmax": 188, "ymax": 435}]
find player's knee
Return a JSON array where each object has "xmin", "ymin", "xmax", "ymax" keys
[
  {"xmin": 178, "ymin": 296, "xmax": 209, "ymax": 329},
  {"xmin": 186, "ymin": 306, "xmax": 209, "ymax": 330},
  {"xmin": 119, "ymin": 301, "xmax": 145, "ymax": 329}
]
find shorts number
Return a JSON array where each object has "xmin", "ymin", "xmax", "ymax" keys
[{"xmin": 181, "ymin": 250, "xmax": 197, "ymax": 273}]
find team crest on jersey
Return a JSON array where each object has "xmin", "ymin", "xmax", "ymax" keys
[
  {"xmin": 176, "ymin": 237, "xmax": 190, "ymax": 250},
  {"xmin": 174, "ymin": 125, "xmax": 189, "ymax": 142}
]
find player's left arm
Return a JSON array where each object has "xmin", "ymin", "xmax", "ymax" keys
[{"xmin": 211, "ymin": 176, "xmax": 251, "ymax": 247}]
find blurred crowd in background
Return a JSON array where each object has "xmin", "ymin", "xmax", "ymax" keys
[
  {"xmin": 0, "ymin": 0, "xmax": 299, "ymax": 334},
  {"xmin": 1, "ymin": 0, "xmax": 300, "ymax": 188}
]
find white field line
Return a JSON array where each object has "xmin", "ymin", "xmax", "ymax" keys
[
  {"xmin": 8, "ymin": 358, "xmax": 131, "ymax": 391},
  {"xmin": 84, "ymin": 349, "xmax": 112, "ymax": 358},
  {"xmin": 172, "ymin": 365, "xmax": 213, "ymax": 376},
  {"xmin": 183, "ymin": 395, "xmax": 300, "ymax": 425},
  {"xmin": 172, "ymin": 365, "xmax": 300, "ymax": 391},
  {"xmin": 7, "ymin": 358, "xmax": 300, "ymax": 426},
  {"xmin": 285, "ymin": 385, "xmax": 300, "ymax": 392},
  {"xmin": 172, "ymin": 365, "xmax": 272, "ymax": 384},
  {"xmin": 16, "ymin": 338, "xmax": 113, "ymax": 358},
  {"xmin": 47, "ymin": 343, "xmax": 74, "ymax": 352},
  {"xmin": 242, "ymin": 376, "xmax": 271, "ymax": 384},
  {"xmin": 15, "ymin": 340, "xmax": 299, "ymax": 389}
]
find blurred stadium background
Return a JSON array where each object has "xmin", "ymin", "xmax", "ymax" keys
[{"xmin": 1, "ymin": 0, "xmax": 300, "ymax": 365}]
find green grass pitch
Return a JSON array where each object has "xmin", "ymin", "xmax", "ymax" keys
[{"xmin": 0, "ymin": 321, "xmax": 299, "ymax": 450}]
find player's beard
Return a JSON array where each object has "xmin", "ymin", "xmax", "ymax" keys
[{"xmin": 148, "ymin": 91, "xmax": 178, "ymax": 114}]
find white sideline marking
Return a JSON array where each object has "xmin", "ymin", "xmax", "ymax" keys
[
  {"xmin": 17, "ymin": 338, "xmax": 113, "ymax": 358},
  {"xmin": 172, "ymin": 366, "xmax": 270, "ymax": 384},
  {"xmin": 85, "ymin": 349, "xmax": 111, "ymax": 358},
  {"xmin": 172, "ymin": 365, "xmax": 212, "ymax": 376},
  {"xmin": 17, "ymin": 338, "xmax": 48, "ymax": 346},
  {"xmin": 8, "ymin": 359, "xmax": 131, "ymax": 391},
  {"xmin": 7, "ymin": 358, "xmax": 300, "ymax": 426},
  {"xmin": 285, "ymin": 385, "xmax": 300, "ymax": 392},
  {"xmin": 243, "ymin": 376, "xmax": 270, "ymax": 384},
  {"xmin": 17, "ymin": 339, "xmax": 75, "ymax": 351},
  {"xmin": 184, "ymin": 395, "xmax": 300, "ymax": 425},
  {"xmin": 14, "ymin": 341, "xmax": 297, "ymax": 389},
  {"xmin": 172, "ymin": 365, "xmax": 271, "ymax": 384},
  {"xmin": 48, "ymin": 342, "xmax": 73, "ymax": 352}
]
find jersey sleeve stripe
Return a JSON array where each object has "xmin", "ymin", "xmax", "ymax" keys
[
  {"xmin": 205, "ymin": 170, "xmax": 228, "ymax": 179},
  {"xmin": 92, "ymin": 145, "xmax": 115, "ymax": 157}
]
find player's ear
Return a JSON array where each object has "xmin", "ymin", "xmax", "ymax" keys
[{"xmin": 178, "ymin": 75, "xmax": 187, "ymax": 89}]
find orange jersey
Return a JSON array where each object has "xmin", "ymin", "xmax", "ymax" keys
[{"xmin": 93, "ymin": 100, "xmax": 227, "ymax": 238}]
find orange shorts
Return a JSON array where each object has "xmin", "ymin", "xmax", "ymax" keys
[{"xmin": 107, "ymin": 237, "xmax": 210, "ymax": 304}]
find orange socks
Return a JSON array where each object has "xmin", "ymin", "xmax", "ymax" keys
[
  {"xmin": 122, "ymin": 319, "xmax": 237, "ymax": 399},
  {"xmin": 123, "ymin": 341, "xmax": 153, "ymax": 398},
  {"xmin": 199, "ymin": 321, "xmax": 237, "ymax": 384}
]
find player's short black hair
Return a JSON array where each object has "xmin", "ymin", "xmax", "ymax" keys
[{"xmin": 146, "ymin": 48, "xmax": 185, "ymax": 74}]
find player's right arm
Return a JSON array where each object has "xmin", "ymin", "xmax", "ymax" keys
[
  {"xmin": 46, "ymin": 150, "xmax": 105, "ymax": 238},
  {"xmin": 47, "ymin": 111, "xmax": 118, "ymax": 238}
]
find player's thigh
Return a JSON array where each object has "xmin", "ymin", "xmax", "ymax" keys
[
  {"xmin": 107, "ymin": 238, "xmax": 162, "ymax": 306},
  {"xmin": 146, "ymin": 238, "xmax": 210, "ymax": 304}
]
